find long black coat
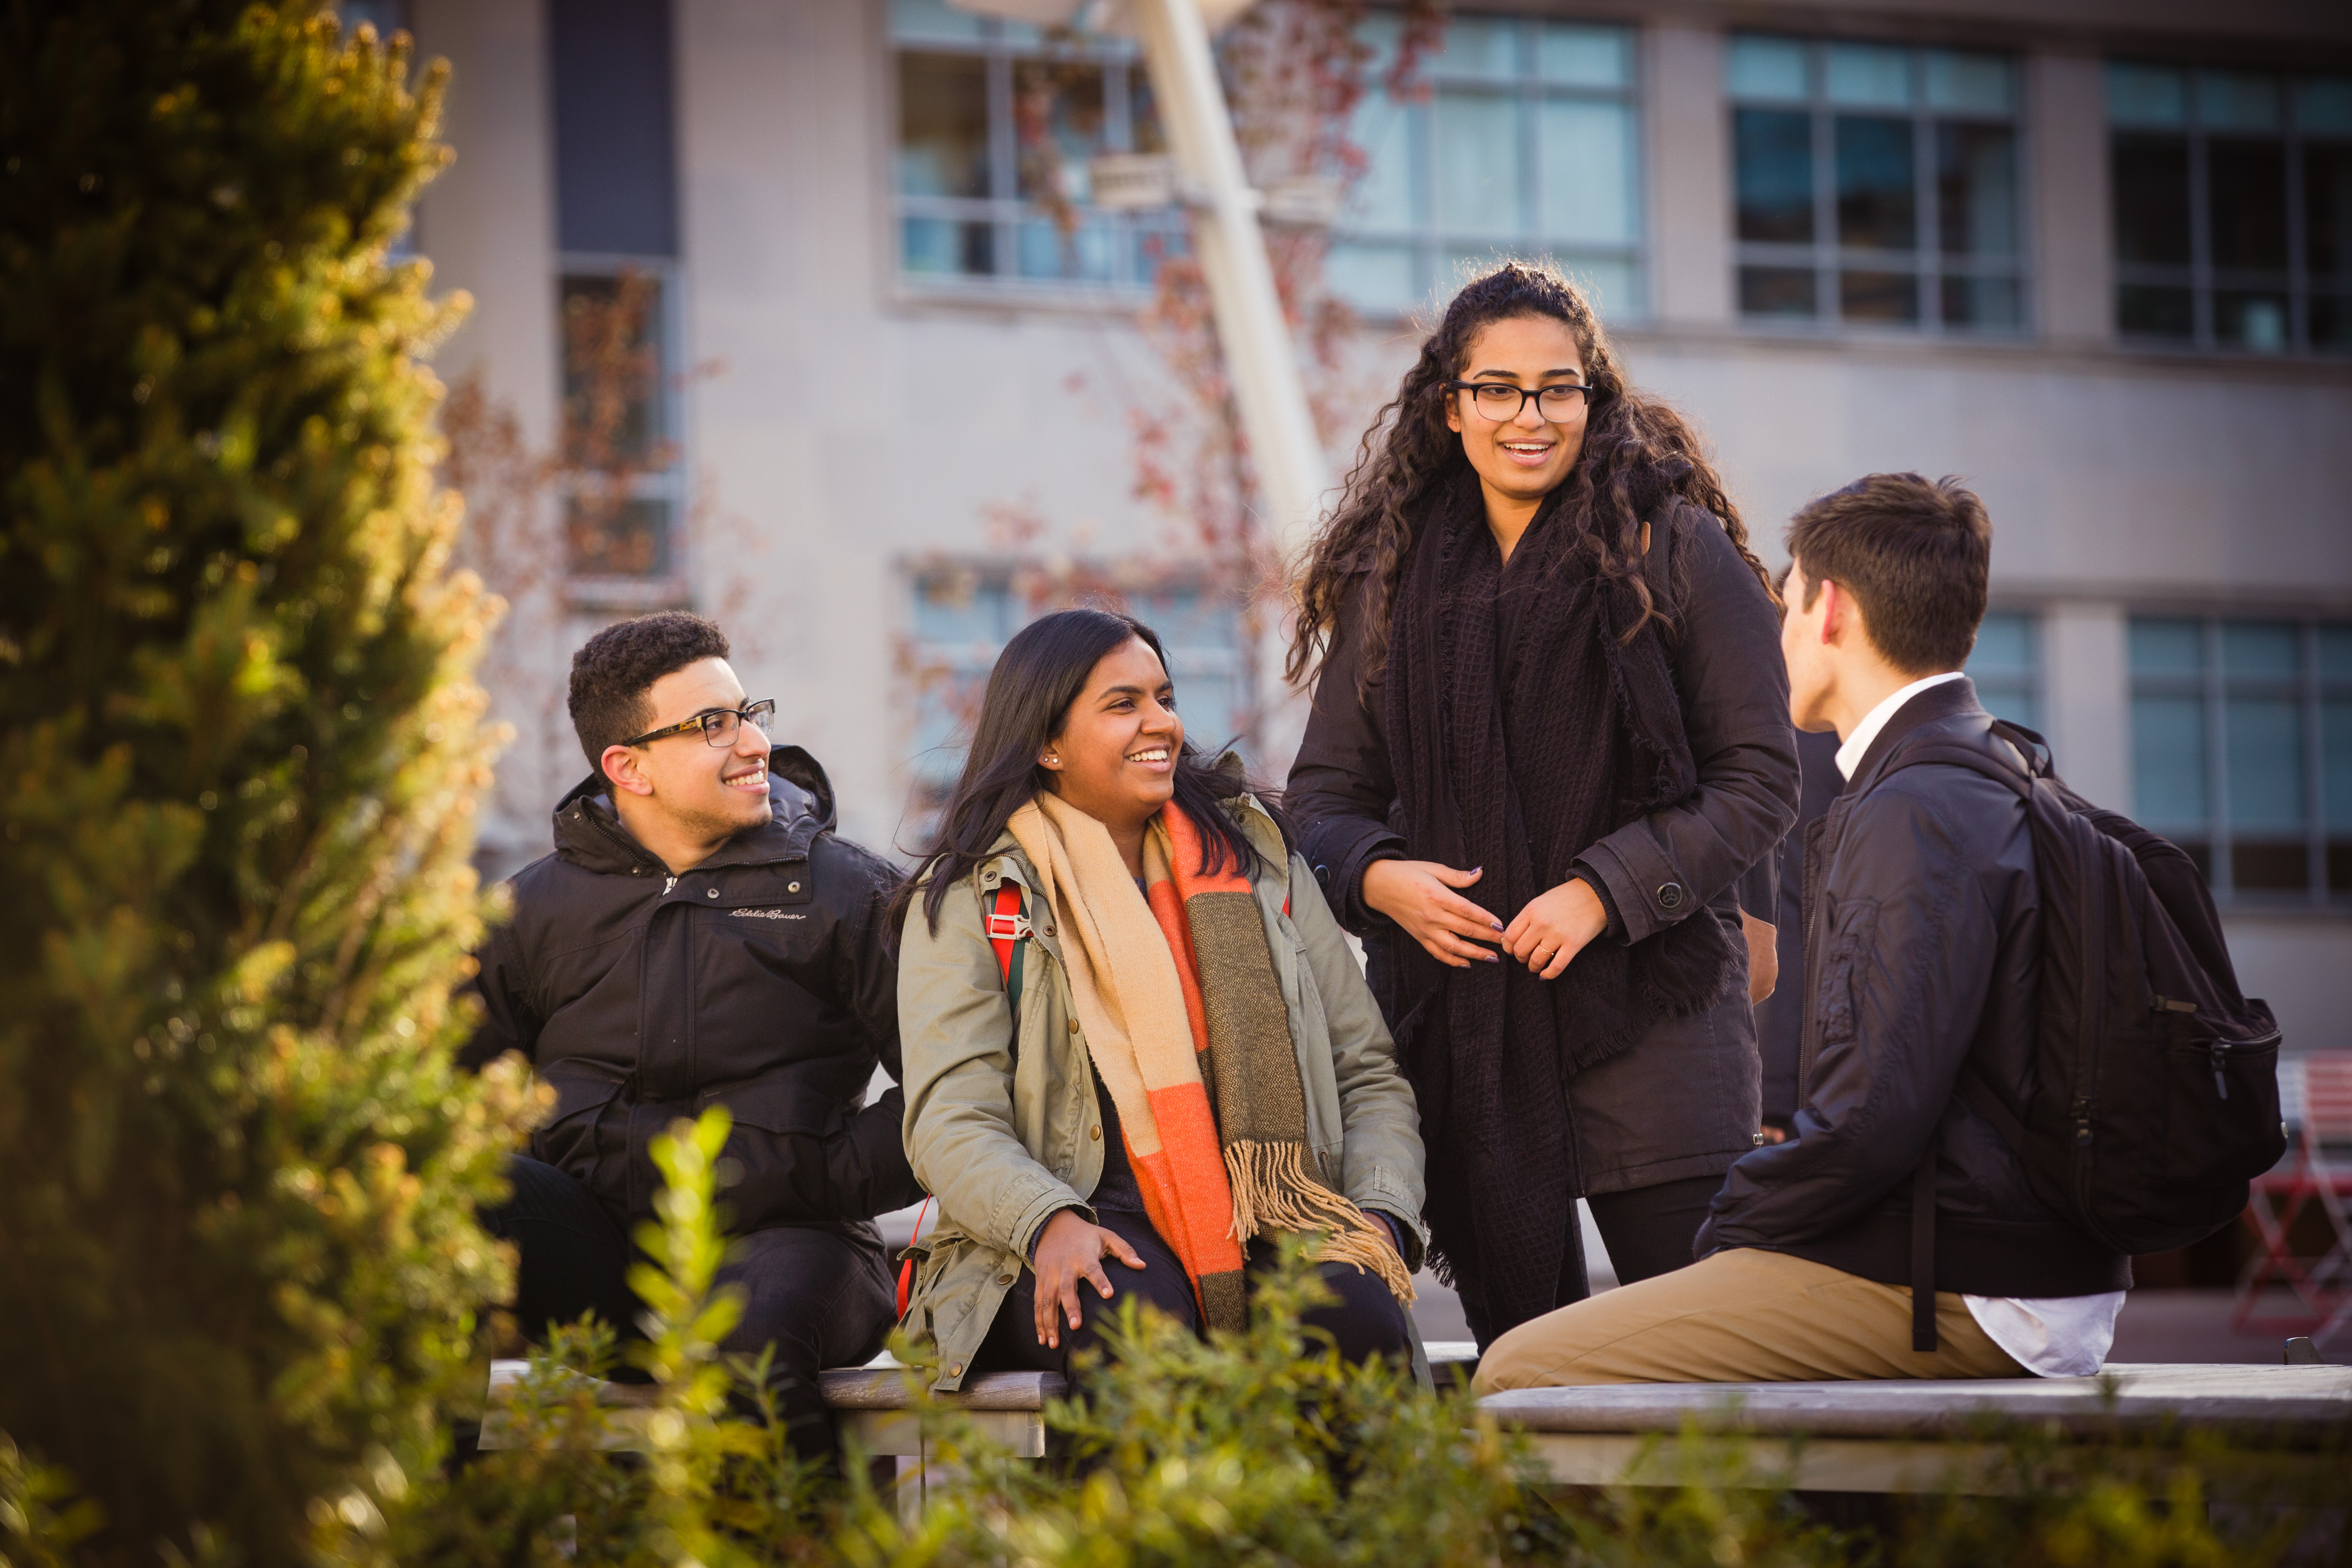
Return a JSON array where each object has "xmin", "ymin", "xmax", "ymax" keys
[
  {"xmin": 1696, "ymin": 680, "xmax": 2129, "ymax": 1298},
  {"xmin": 1287, "ymin": 507, "xmax": 1798, "ymax": 1199},
  {"xmin": 463, "ymin": 746, "xmax": 924, "ymax": 1230}
]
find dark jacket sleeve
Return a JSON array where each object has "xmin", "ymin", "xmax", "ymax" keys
[
  {"xmin": 1286, "ymin": 576, "xmax": 1407, "ymax": 933},
  {"xmin": 719, "ymin": 835, "xmax": 927, "ymax": 1227},
  {"xmin": 456, "ymin": 915, "xmax": 540, "ymax": 1073},
  {"xmin": 1695, "ymin": 774, "xmax": 2013, "ymax": 1253},
  {"xmin": 1576, "ymin": 513, "xmax": 1800, "ymax": 944}
]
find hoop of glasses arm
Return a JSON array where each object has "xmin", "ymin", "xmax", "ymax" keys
[
  {"xmin": 619, "ymin": 700, "xmax": 778, "ymax": 749},
  {"xmin": 1442, "ymin": 380, "xmax": 1594, "ymax": 421}
]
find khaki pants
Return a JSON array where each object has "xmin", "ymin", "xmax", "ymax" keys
[{"xmin": 1473, "ymin": 1247, "xmax": 2027, "ymax": 1392}]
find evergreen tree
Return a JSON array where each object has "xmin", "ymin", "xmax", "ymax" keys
[{"xmin": 0, "ymin": 5, "xmax": 528, "ymax": 1562}]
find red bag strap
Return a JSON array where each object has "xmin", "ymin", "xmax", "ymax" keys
[{"xmin": 896, "ymin": 1194, "xmax": 933, "ymax": 1320}]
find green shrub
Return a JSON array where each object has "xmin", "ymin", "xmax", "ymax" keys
[{"xmin": 0, "ymin": 4, "xmax": 527, "ymax": 1562}]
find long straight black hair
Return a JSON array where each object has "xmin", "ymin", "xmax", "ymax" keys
[{"xmin": 894, "ymin": 607, "xmax": 1284, "ymax": 940}]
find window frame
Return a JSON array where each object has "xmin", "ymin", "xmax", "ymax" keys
[
  {"xmin": 1325, "ymin": 12, "xmax": 1647, "ymax": 321},
  {"xmin": 1726, "ymin": 34, "xmax": 2033, "ymax": 337},
  {"xmin": 556, "ymin": 252, "xmax": 693, "ymax": 607},
  {"xmin": 883, "ymin": 7, "xmax": 1185, "ymax": 302},
  {"xmin": 2106, "ymin": 61, "xmax": 2352, "ymax": 356},
  {"xmin": 2128, "ymin": 612, "xmax": 2352, "ymax": 909}
]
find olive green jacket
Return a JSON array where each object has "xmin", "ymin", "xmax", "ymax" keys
[{"xmin": 896, "ymin": 793, "xmax": 1429, "ymax": 1391}]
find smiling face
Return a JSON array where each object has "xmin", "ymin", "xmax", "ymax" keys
[
  {"xmin": 1444, "ymin": 314, "xmax": 1591, "ymax": 507},
  {"xmin": 1039, "ymin": 636, "xmax": 1183, "ymax": 834},
  {"xmin": 599, "ymin": 655, "xmax": 774, "ymax": 846}
]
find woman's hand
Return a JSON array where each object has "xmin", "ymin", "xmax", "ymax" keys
[
  {"xmin": 1030, "ymin": 1209, "xmax": 1147, "ymax": 1349},
  {"xmin": 1360, "ymin": 859, "xmax": 1503, "ymax": 968},
  {"xmin": 1503, "ymin": 878, "xmax": 1609, "ymax": 979}
]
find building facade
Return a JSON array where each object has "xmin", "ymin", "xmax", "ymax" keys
[{"xmin": 398, "ymin": 0, "xmax": 2352, "ymax": 1052}]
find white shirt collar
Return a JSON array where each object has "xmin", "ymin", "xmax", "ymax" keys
[{"xmin": 1834, "ymin": 671, "xmax": 1967, "ymax": 781}]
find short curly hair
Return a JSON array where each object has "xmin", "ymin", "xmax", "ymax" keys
[{"xmin": 568, "ymin": 612, "xmax": 732, "ymax": 771}]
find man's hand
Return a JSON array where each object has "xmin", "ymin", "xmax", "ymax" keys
[
  {"xmin": 1502, "ymin": 878, "xmax": 1609, "ymax": 979},
  {"xmin": 1361, "ymin": 859, "xmax": 1503, "ymax": 968},
  {"xmin": 1742, "ymin": 912, "xmax": 1778, "ymax": 1004},
  {"xmin": 1030, "ymin": 1209, "xmax": 1147, "ymax": 1350}
]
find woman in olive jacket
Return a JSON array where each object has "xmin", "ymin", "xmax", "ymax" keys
[
  {"xmin": 894, "ymin": 609, "xmax": 1427, "ymax": 1392},
  {"xmin": 1285, "ymin": 261, "xmax": 1798, "ymax": 1348}
]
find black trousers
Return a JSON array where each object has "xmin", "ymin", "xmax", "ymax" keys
[
  {"xmin": 972, "ymin": 1207, "xmax": 1414, "ymax": 1380},
  {"xmin": 1565, "ymin": 1171, "xmax": 1726, "ymax": 1294},
  {"xmin": 479, "ymin": 1155, "xmax": 896, "ymax": 1460}
]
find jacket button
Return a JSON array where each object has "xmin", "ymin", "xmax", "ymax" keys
[
  {"xmin": 996, "ymin": 1273, "xmax": 1015, "ymax": 1286},
  {"xmin": 1067, "ymin": 1018, "xmax": 1079, "ymax": 1034},
  {"xmin": 947, "ymin": 1363, "xmax": 962, "ymax": 1378},
  {"xmin": 789, "ymin": 881, "xmax": 801, "ymax": 893},
  {"xmin": 1089, "ymin": 1125, "xmax": 1102, "ymax": 1140},
  {"xmin": 706, "ymin": 888, "xmax": 719, "ymax": 899},
  {"xmin": 1656, "ymin": 882, "xmax": 1685, "ymax": 910}
]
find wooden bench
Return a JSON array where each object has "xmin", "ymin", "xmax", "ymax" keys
[{"xmin": 1479, "ymin": 1361, "xmax": 2352, "ymax": 1496}]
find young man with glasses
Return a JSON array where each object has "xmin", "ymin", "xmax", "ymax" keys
[{"xmin": 463, "ymin": 612, "xmax": 922, "ymax": 1460}]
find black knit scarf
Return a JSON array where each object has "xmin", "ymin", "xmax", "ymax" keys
[{"xmin": 1379, "ymin": 468, "xmax": 1736, "ymax": 1339}]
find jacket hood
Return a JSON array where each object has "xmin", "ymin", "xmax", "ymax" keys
[{"xmin": 551, "ymin": 744, "xmax": 838, "ymax": 873}]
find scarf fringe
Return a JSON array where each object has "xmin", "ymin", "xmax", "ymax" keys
[{"xmin": 1222, "ymin": 1139, "xmax": 1417, "ymax": 1305}]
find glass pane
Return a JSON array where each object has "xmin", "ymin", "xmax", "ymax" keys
[
  {"xmin": 1937, "ymin": 123, "xmax": 2018, "ymax": 258},
  {"xmin": 2111, "ymin": 133, "xmax": 2192, "ymax": 266},
  {"xmin": 1825, "ymin": 42, "xmax": 1912, "ymax": 108},
  {"xmin": 1925, "ymin": 50, "xmax": 2017, "ymax": 115},
  {"xmin": 1977, "ymin": 684, "xmax": 2038, "ymax": 729},
  {"xmin": 1131, "ymin": 68, "xmax": 1165, "ymax": 154},
  {"xmin": 1969, "ymin": 612, "xmax": 2036, "ymax": 677},
  {"xmin": 2231, "ymin": 840, "xmax": 2310, "ymax": 892},
  {"xmin": 2322, "ymin": 624, "xmax": 2352, "ymax": 678},
  {"xmin": 2314, "ymin": 293, "xmax": 2352, "ymax": 352},
  {"xmin": 1836, "ymin": 116, "xmax": 1917, "ymax": 250},
  {"xmin": 1431, "ymin": 16, "xmax": 1518, "ymax": 82},
  {"xmin": 1014, "ymin": 62, "xmax": 1107, "ymax": 201},
  {"xmin": 2197, "ymin": 70, "xmax": 2282, "ymax": 132},
  {"xmin": 1549, "ymin": 255, "xmax": 1638, "ymax": 318},
  {"xmin": 1841, "ymin": 269, "xmax": 1918, "ymax": 323},
  {"xmin": 2118, "ymin": 283, "xmax": 2194, "ymax": 338},
  {"xmin": 560, "ymin": 273, "xmax": 666, "ymax": 465},
  {"xmin": 1345, "ymin": 97, "xmax": 1417, "ymax": 230},
  {"xmin": 1433, "ymin": 92, "xmax": 1526, "ymax": 235},
  {"xmin": 913, "ymin": 576, "xmax": 1013, "ymax": 643},
  {"xmin": 2131, "ymin": 618, "xmax": 2205, "ymax": 676},
  {"xmin": 566, "ymin": 494, "xmax": 671, "ymax": 578},
  {"xmin": 2107, "ymin": 63, "xmax": 2188, "ymax": 128},
  {"xmin": 1735, "ymin": 108, "xmax": 1813, "ymax": 243},
  {"xmin": 1537, "ymin": 24, "xmax": 1630, "ymax": 89},
  {"xmin": 2226, "ymin": 696, "xmax": 2305, "ymax": 832},
  {"xmin": 1325, "ymin": 242, "xmax": 1420, "ymax": 314},
  {"xmin": 2133, "ymin": 695, "xmax": 2209, "ymax": 825},
  {"xmin": 2223, "ymin": 621, "xmax": 2301, "ymax": 677},
  {"xmin": 2305, "ymin": 145, "xmax": 2352, "ymax": 278},
  {"xmin": 2324, "ymin": 697, "xmax": 2352, "ymax": 828},
  {"xmin": 2215, "ymin": 291, "xmax": 2291, "ymax": 351},
  {"xmin": 2209, "ymin": 138, "xmax": 2289, "ymax": 272},
  {"xmin": 1538, "ymin": 99, "xmax": 1637, "ymax": 244},
  {"xmin": 2298, "ymin": 77, "xmax": 2352, "ymax": 137},
  {"xmin": 1944, "ymin": 273, "xmax": 2023, "ymax": 329},
  {"xmin": 900, "ymin": 215, "xmax": 994, "ymax": 275},
  {"xmin": 1016, "ymin": 217, "xmax": 1117, "ymax": 281},
  {"xmin": 1740, "ymin": 265, "xmax": 1817, "ymax": 317},
  {"xmin": 897, "ymin": 53, "xmax": 991, "ymax": 198},
  {"xmin": 1356, "ymin": 12, "xmax": 1402, "ymax": 82},
  {"xmin": 1727, "ymin": 35, "xmax": 1808, "ymax": 101},
  {"xmin": 890, "ymin": 0, "xmax": 984, "ymax": 44}
]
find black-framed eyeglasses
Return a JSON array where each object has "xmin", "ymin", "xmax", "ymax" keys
[
  {"xmin": 1443, "ymin": 380, "xmax": 1593, "ymax": 422},
  {"xmin": 619, "ymin": 699, "xmax": 778, "ymax": 749}
]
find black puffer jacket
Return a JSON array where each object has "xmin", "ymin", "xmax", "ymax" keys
[
  {"xmin": 463, "ymin": 747, "xmax": 924, "ymax": 1230},
  {"xmin": 1696, "ymin": 680, "xmax": 2129, "ymax": 1297}
]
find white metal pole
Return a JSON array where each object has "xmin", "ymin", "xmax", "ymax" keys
[{"xmin": 1126, "ymin": 0, "xmax": 1326, "ymax": 767}]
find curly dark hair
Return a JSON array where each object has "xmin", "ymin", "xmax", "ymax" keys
[
  {"xmin": 567, "ymin": 611, "xmax": 732, "ymax": 771},
  {"xmin": 1288, "ymin": 259, "xmax": 1776, "ymax": 692}
]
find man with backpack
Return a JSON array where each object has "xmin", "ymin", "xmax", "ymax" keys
[{"xmin": 1479, "ymin": 473, "xmax": 2226, "ymax": 1389}]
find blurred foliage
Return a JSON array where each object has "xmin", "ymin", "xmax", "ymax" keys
[{"xmin": 0, "ymin": 1, "xmax": 530, "ymax": 1562}]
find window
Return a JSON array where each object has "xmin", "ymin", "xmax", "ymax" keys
[
  {"xmin": 889, "ymin": 0, "xmax": 1181, "ymax": 291},
  {"xmin": 904, "ymin": 572, "xmax": 1250, "ymax": 823},
  {"xmin": 2129, "ymin": 616, "xmax": 2352, "ymax": 901},
  {"xmin": 1328, "ymin": 15, "xmax": 1642, "ymax": 318},
  {"xmin": 1727, "ymin": 36, "xmax": 2025, "ymax": 332},
  {"xmin": 551, "ymin": 0, "xmax": 685, "ymax": 586},
  {"xmin": 2107, "ymin": 64, "xmax": 2352, "ymax": 352},
  {"xmin": 1966, "ymin": 610, "xmax": 2040, "ymax": 729}
]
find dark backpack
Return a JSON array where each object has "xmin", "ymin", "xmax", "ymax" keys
[{"xmin": 1887, "ymin": 721, "xmax": 2286, "ymax": 1272}]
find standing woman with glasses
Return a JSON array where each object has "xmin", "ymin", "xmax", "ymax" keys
[{"xmin": 1286, "ymin": 261, "xmax": 1798, "ymax": 1349}]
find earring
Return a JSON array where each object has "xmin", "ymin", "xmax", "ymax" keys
[{"xmin": 1042, "ymin": 753, "xmax": 1059, "ymax": 765}]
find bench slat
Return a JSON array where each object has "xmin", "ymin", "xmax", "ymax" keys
[{"xmin": 818, "ymin": 1367, "xmax": 1066, "ymax": 1411}]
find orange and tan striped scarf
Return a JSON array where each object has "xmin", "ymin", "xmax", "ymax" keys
[{"xmin": 1008, "ymin": 792, "xmax": 1414, "ymax": 1331}]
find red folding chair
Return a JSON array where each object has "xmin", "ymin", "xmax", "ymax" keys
[{"xmin": 2234, "ymin": 1051, "xmax": 2352, "ymax": 1334}]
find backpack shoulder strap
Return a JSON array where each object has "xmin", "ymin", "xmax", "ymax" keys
[
  {"xmin": 1641, "ymin": 506, "xmax": 1675, "ymax": 609},
  {"xmin": 985, "ymin": 882, "xmax": 1029, "ymax": 1017}
]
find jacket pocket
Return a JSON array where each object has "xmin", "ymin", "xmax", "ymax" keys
[
  {"xmin": 533, "ymin": 1063, "xmax": 626, "ymax": 1170},
  {"xmin": 1816, "ymin": 899, "xmax": 1880, "ymax": 1048}
]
